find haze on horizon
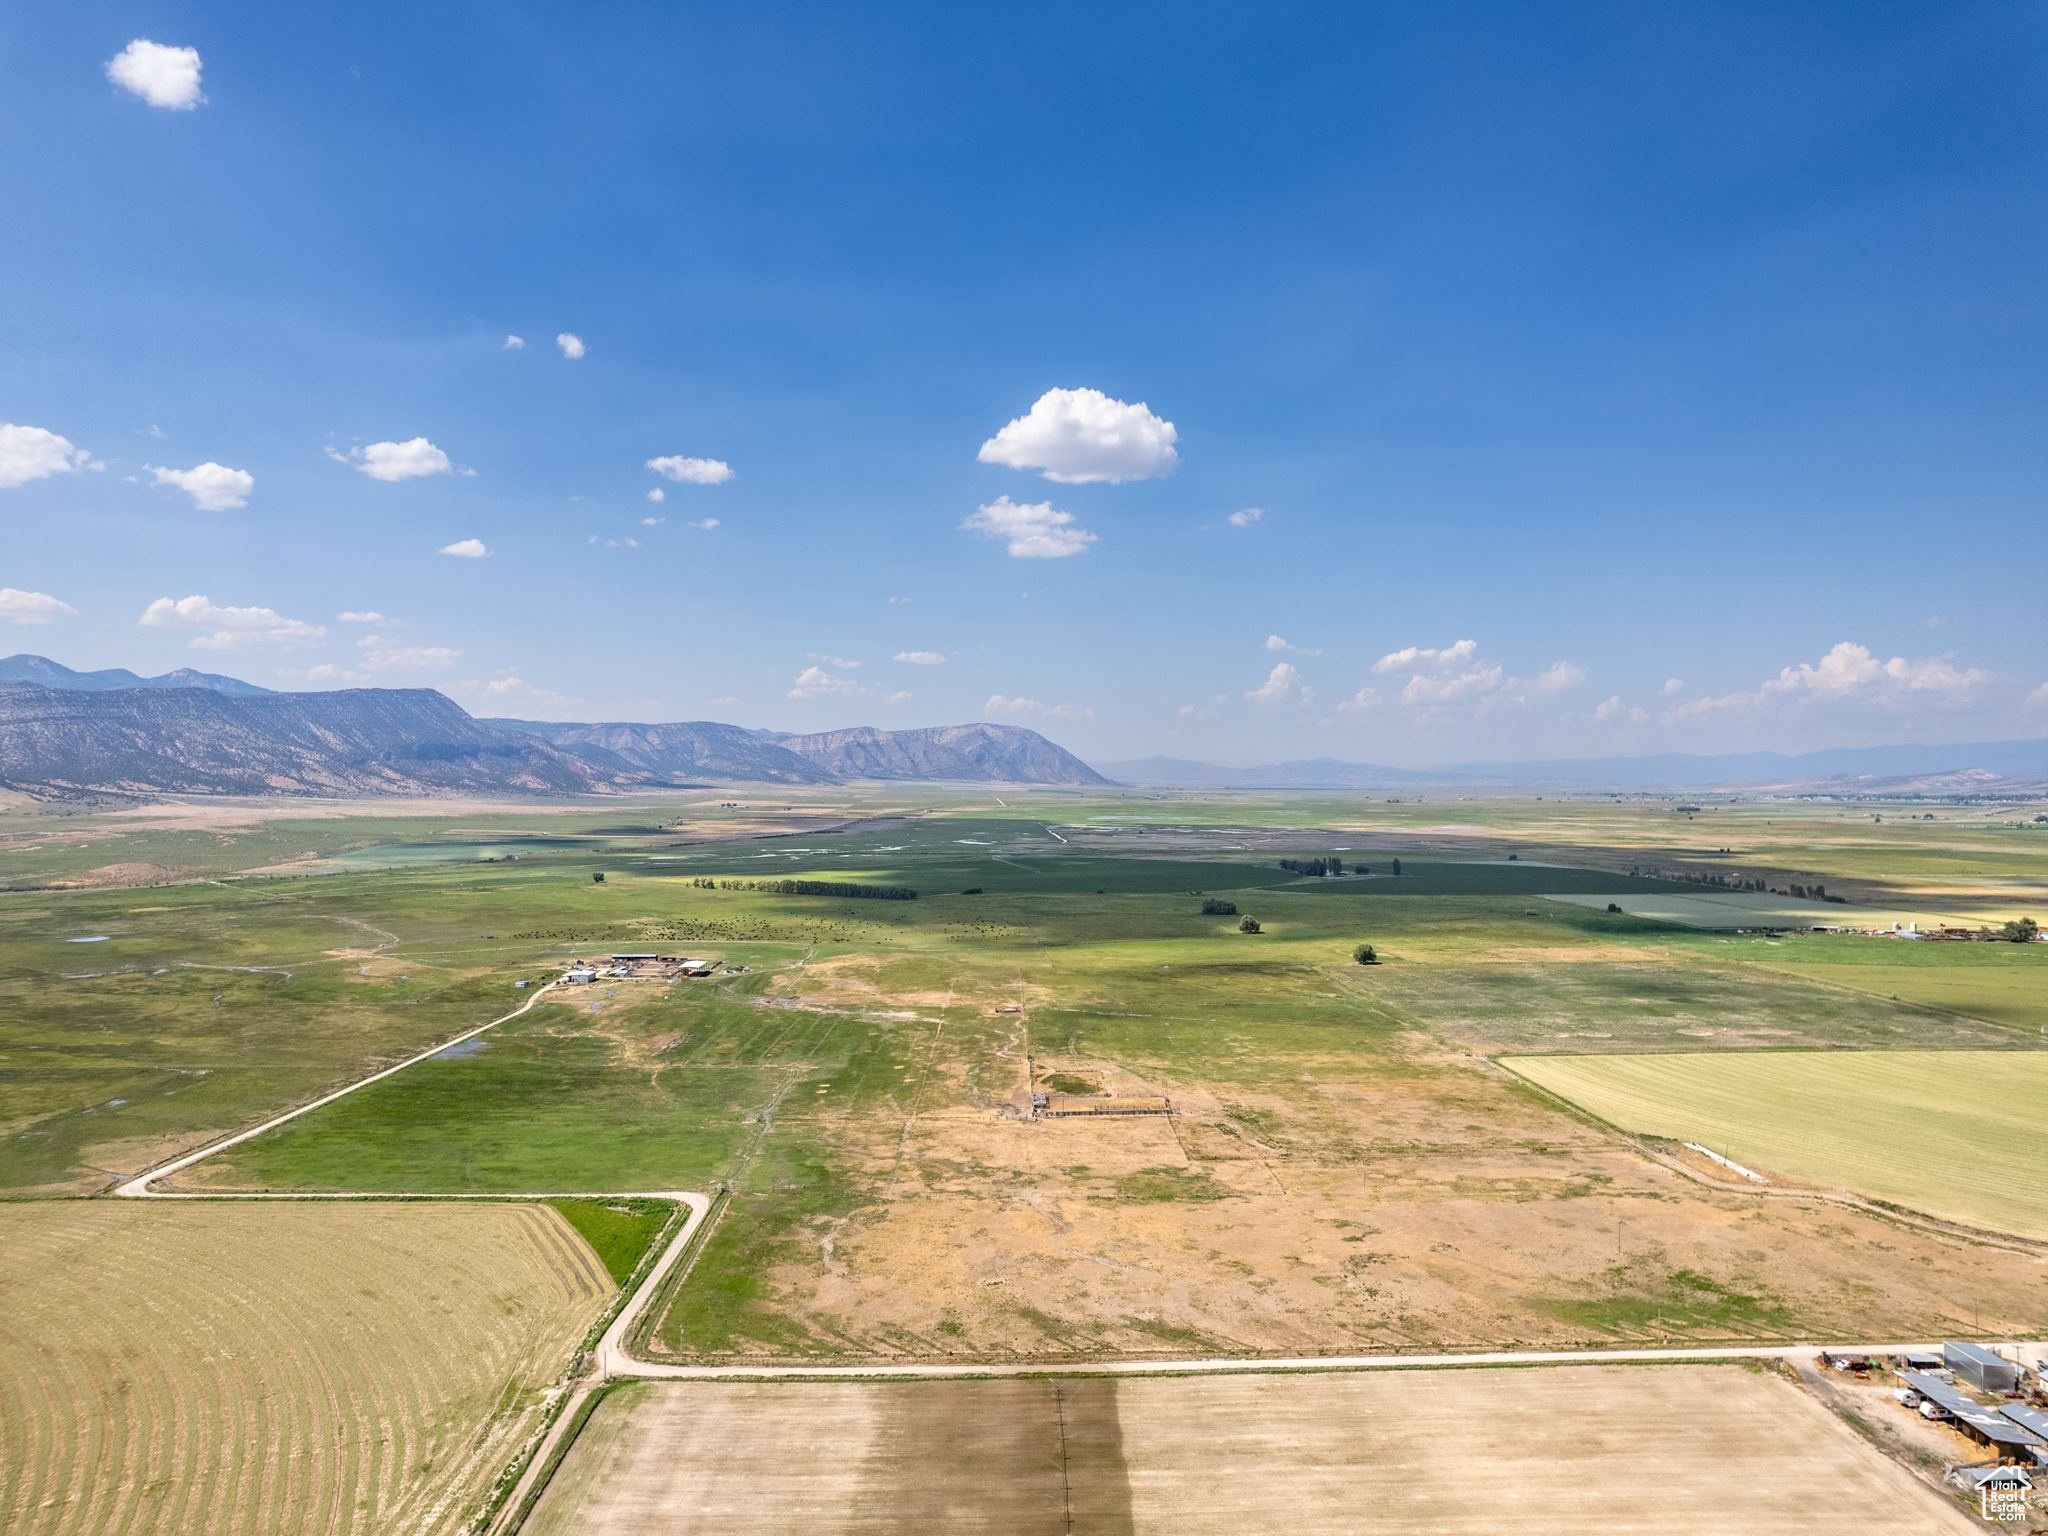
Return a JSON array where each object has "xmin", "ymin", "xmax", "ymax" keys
[{"xmin": 3, "ymin": 4, "xmax": 2043, "ymax": 771}]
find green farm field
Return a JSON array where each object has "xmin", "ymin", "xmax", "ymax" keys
[
  {"xmin": 5, "ymin": 786, "xmax": 2046, "ymax": 1370},
  {"xmin": 1505, "ymin": 1050, "xmax": 2048, "ymax": 1239}
]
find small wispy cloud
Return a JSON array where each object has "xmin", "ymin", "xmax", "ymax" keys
[
  {"xmin": 1265, "ymin": 633, "xmax": 1320, "ymax": 656},
  {"xmin": 556, "ymin": 332, "xmax": 586, "ymax": 359},
  {"xmin": 985, "ymin": 693, "xmax": 1094, "ymax": 720},
  {"xmin": 961, "ymin": 496, "xmax": 1096, "ymax": 559},
  {"xmin": 1228, "ymin": 507, "xmax": 1263, "ymax": 527},
  {"xmin": 647, "ymin": 455, "xmax": 733, "ymax": 485}
]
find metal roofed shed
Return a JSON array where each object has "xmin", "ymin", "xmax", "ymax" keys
[
  {"xmin": 1946, "ymin": 1341, "xmax": 2021, "ymax": 1393},
  {"xmin": 1899, "ymin": 1351, "xmax": 1945, "ymax": 1372},
  {"xmin": 2002, "ymin": 1403, "xmax": 2048, "ymax": 1442},
  {"xmin": 1900, "ymin": 1374, "xmax": 2044, "ymax": 1455}
]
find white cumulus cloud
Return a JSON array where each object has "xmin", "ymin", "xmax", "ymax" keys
[
  {"xmin": 503, "ymin": 334, "xmax": 525, "ymax": 350},
  {"xmin": 337, "ymin": 610, "xmax": 386, "ymax": 623},
  {"xmin": 556, "ymin": 332, "xmax": 586, "ymax": 359},
  {"xmin": 961, "ymin": 496, "xmax": 1096, "ymax": 559},
  {"xmin": 0, "ymin": 588, "xmax": 77, "ymax": 624},
  {"xmin": 148, "ymin": 461, "xmax": 252, "ymax": 511},
  {"xmin": 439, "ymin": 538, "xmax": 489, "ymax": 558},
  {"xmin": 689, "ymin": 517, "xmax": 720, "ymax": 531},
  {"xmin": 977, "ymin": 387, "xmax": 1179, "ymax": 484},
  {"xmin": 1265, "ymin": 634, "xmax": 1320, "ymax": 656},
  {"xmin": 1594, "ymin": 695, "xmax": 1647, "ymax": 723},
  {"xmin": 0, "ymin": 424, "xmax": 93, "ymax": 489},
  {"xmin": 788, "ymin": 665, "xmax": 865, "ymax": 700},
  {"xmin": 984, "ymin": 693, "xmax": 1094, "ymax": 721},
  {"xmin": 894, "ymin": 651, "xmax": 945, "ymax": 665},
  {"xmin": 1336, "ymin": 687, "xmax": 1380, "ymax": 714},
  {"xmin": 1246, "ymin": 662, "xmax": 1310, "ymax": 708},
  {"xmin": 334, "ymin": 438, "xmax": 454, "ymax": 481},
  {"xmin": 646, "ymin": 487, "xmax": 666, "ymax": 504},
  {"xmin": 1228, "ymin": 507, "xmax": 1264, "ymax": 527},
  {"xmin": 1373, "ymin": 638, "xmax": 1479, "ymax": 675},
  {"xmin": 646, "ymin": 455, "xmax": 733, "ymax": 485},
  {"xmin": 106, "ymin": 39, "xmax": 205, "ymax": 110},
  {"xmin": 1369, "ymin": 639, "xmax": 1581, "ymax": 710},
  {"xmin": 1674, "ymin": 641, "xmax": 1991, "ymax": 719},
  {"xmin": 1663, "ymin": 677, "xmax": 1686, "ymax": 696},
  {"xmin": 140, "ymin": 594, "xmax": 325, "ymax": 650},
  {"xmin": 641, "ymin": 515, "xmax": 665, "ymax": 527}
]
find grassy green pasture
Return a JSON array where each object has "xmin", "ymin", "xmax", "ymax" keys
[
  {"xmin": 552, "ymin": 1198, "xmax": 675, "ymax": 1284},
  {"xmin": 1548, "ymin": 890, "xmax": 1985, "ymax": 930},
  {"xmin": 1364, "ymin": 957, "xmax": 2022, "ymax": 1053},
  {"xmin": 1505, "ymin": 1050, "xmax": 2048, "ymax": 1239}
]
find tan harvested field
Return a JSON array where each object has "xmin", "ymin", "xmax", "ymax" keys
[
  {"xmin": 527, "ymin": 1366, "xmax": 1974, "ymax": 1535},
  {"xmin": 0, "ymin": 1201, "xmax": 611, "ymax": 1536}
]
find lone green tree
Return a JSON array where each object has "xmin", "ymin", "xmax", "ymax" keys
[
  {"xmin": 591, "ymin": 871, "xmax": 606, "ymax": 884},
  {"xmin": 1238, "ymin": 915, "xmax": 1262, "ymax": 934},
  {"xmin": 1353, "ymin": 943, "xmax": 1378, "ymax": 965},
  {"xmin": 1391, "ymin": 857, "xmax": 1402, "ymax": 876},
  {"xmin": 2002, "ymin": 916, "xmax": 2041, "ymax": 943}
]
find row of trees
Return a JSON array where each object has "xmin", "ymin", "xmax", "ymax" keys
[
  {"xmin": 686, "ymin": 876, "xmax": 917, "ymax": 900},
  {"xmin": 1277, "ymin": 855, "xmax": 1405, "ymax": 877}
]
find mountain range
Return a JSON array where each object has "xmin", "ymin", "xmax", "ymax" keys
[{"xmin": 0, "ymin": 655, "xmax": 1106, "ymax": 800}]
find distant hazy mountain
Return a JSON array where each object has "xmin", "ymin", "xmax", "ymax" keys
[
  {"xmin": 769, "ymin": 723, "xmax": 1110, "ymax": 785},
  {"xmin": 1098, "ymin": 738, "xmax": 2048, "ymax": 791},
  {"xmin": 1452, "ymin": 739, "xmax": 2048, "ymax": 789},
  {"xmin": 486, "ymin": 719, "xmax": 835, "ymax": 785},
  {"xmin": 1092, "ymin": 755, "xmax": 1434, "ymax": 788},
  {"xmin": 0, "ymin": 653, "xmax": 272, "ymax": 697},
  {"xmin": 0, "ymin": 684, "xmax": 618, "ymax": 799}
]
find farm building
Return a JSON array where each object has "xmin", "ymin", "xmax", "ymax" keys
[
  {"xmin": 1040, "ymin": 1095, "xmax": 1173, "ymax": 1118},
  {"xmin": 563, "ymin": 966, "xmax": 599, "ymax": 984},
  {"xmin": 2001, "ymin": 1403, "xmax": 2048, "ymax": 1445},
  {"xmin": 1898, "ymin": 1351, "xmax": 1945, "ymax": 1373},
  {"xmin": 1946, "ymin": 1342, "xmax": 2021, "ymax": 1393},
  {"xmin": 1900, "ymin": 1374, "xmax": 2043, "ymax": 1459}
]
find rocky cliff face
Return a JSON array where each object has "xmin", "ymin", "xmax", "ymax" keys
[
  {"xmin": 485, "ymin": 719, "xmax": 836, "ymax": 784},
  {"xmin": 0, "ymin": 684, "xmax": 621, "ymax": 799},
  {"xmin": 771, "ymin": 723, "xmax": 1110, "ymax": 784}
]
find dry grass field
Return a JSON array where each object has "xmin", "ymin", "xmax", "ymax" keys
[
  {"xmin": 526, "ymin": 1366, "xmax": 1973, "ymax": 1535},
  {"xmin": 0, "ymin": 1200, "xmax": 611, "ymax": 1536},
  {"xmin": 1506, "ymin": 1050, "xmax": 2048, "ymax": 1240}
]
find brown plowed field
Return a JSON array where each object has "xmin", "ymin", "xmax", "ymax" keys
[{"xmin": 527, "ymin": 1365, "xmax": 1973, "ymax": 1535}]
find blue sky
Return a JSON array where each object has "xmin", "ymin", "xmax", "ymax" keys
[{"xmin": 3, "ymin": 3, "xmax": 2043, "ymax": 766}]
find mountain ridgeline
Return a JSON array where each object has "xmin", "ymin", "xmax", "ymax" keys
[
  {"xmin": 0, "ymin": 655, "xmax": 1107, "ymax": 800},
  {"xmin": 487, "ymin": 718, "xmax": 1109, "ymax": 787}
]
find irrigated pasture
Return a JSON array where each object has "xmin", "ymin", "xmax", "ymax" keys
[
  {"xmin": 0, "ymin": 1200, "xmax": 611, "ymax": 1536},
  {"xmin": 526, "ymin": 1366, "xmax": 1971, "ymax": 1535},
  {"xmin": 1506, "ymin": 1050, "xmax": 2048, "ymax": 1239},
  {"xmin": 1546, "ymin": 889, "xmax": 1987, "ymax": 930}
]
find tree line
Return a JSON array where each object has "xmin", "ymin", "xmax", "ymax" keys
[{"xmin": 687, "ymin": 876, "xmax": 917, "ymax": 900}]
